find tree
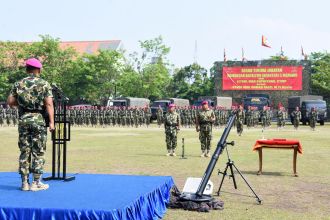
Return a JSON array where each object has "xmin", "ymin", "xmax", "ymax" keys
[
  {"xmin": 309, "ymin": 52, "xmax": 330, "ymax": 100},
  {"xmin": 127, "ymin": 36, "xmax": 172, "ymax": 100},
  {"xmin": 169, "ymin": 63, "xmax": 212, "ymax": 101}
]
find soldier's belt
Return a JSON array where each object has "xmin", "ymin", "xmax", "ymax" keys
[
  {"xmin": 22, "ymin": 109, "xmax": 43, "ymax": 114},
  {"xmin": 200, "ymin": 121, "xmax": 212, "ymax": 125}
]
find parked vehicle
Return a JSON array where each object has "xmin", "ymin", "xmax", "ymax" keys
[
  {"xmin": 194, "ymin": 96, "xmax": 232, "ymax": 109},
  {"xmin": 150, "ymin": 98, "xmax": 190, "ymax": 120},
  {"xmin": 288, "ymin": 96, "xmax": 327, "ymax": 125},
  {"xmin": 107, "ymin": 97, "xmax": 150, "ymax": 108}
]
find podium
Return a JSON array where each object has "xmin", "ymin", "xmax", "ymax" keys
[{"xmin": 43, "ymin": 85, "xmax": 75, "ymax": 181}]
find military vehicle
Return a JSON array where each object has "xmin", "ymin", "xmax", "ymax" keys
[
  {"xmin": 242, "ymin": 94, "xmax": 271, "ymax": 111},
  {"xmin": 150, "ymin": 98, "xmax": 190, "ymax": 120},
  {"xmin": 288, "ymin": 95, "xmax": 327, "ymax": 125},
  {"xmin": 107, "ymin": 97, "xmax": 150, "ymax": 108},
  {"xmin": 194, "ymin": 96, "xmax": 232, "ymax": 109}
]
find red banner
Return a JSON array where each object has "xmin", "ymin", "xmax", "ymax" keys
[{"xmin": 222, "ymin": 66, "xmax": 303, "ymax": 90}]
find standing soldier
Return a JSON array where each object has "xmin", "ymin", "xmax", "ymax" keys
[
  {"xmin": 253, "ymin": 107, "xmax": 259, "ymax": 127},
  {"xmin": 145, "ymin": 106, "xmax": 151, "ymax": 127},
  {"xmin": 260, "ymin": 106, "xmax": 268, "ymax": 129},
  {"xmin": 12, "ymin": 107, "xmax": 18, "ymax": 127},
  {"xmin": 309, "ymin": 107, "xmax": 317, "ymax": 131},
  {"xmin": 156, "ymin": 105, "xmax": 163, "ymax": 127},
  {"xmin": 196, "ymin": 101, "xmax": 216, "ymax": 157},
  {"xmin": 164, "ymin": 104, "xmax": 180, "ymax": 156},
  {"xmin": 0, "ymin": 105, "xmax": 4, "ymax": 126},
  {"xmin": 6, "ymin": 106, "xmax": 11, "ymax": 126},
  {"xmin": 7, "ymin": 58, "xmax": 54, "ymax": 191},
  {"xmin": 236, "ymin": 105, "xmax": 245, "ymax": 136},
  {"xmin": 246, "ymin": 106, "xmax": 253, "ymax": 128},
  {"xmin": 291, "ymin": 106, "xmax": 301, "ymax": 130},
  {"xmin": 277, "ymin": 106, "xmax": 286, "ymax": 130}
]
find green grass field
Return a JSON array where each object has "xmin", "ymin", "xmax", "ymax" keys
[{"xmin": 1, "ymin": 123, "xmax": 330, "ymax": 220}]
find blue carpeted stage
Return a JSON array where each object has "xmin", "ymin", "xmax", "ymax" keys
[{"xmin": 0, "ymin": 172, "xmax": 174, "ymax": 220}]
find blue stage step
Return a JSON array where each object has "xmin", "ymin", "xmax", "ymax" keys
[{"xmin": 0, "ymin": 172, "xmax": 174, "ymax": 220}]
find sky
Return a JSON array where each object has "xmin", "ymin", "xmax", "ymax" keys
[{"xmin": 1, "ymin": 0, "xmax": 330, "ymax": 69}]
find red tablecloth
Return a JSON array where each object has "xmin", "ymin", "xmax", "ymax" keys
[{"xmin": 253, "ymin": 139, "xmax": 303, "ymax": 154}]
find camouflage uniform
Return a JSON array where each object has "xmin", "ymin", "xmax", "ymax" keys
[
  {"xmin": 246, "ymin": 107, "xmax": 253, "ymax": 128},
  {"xmin": 277, "ymin": 109, "xmax": 285, "ymax": 128},
  {"xmin": 6, "ymin": 107, "xmax": 11, "ymax": 126},
  {"xmin": 145, "ymin": 107, "xmax": 151, "ymax": 127},
  {"xmin": 0, "ymin": 105, "xmax": 4, "ymax": 126},
  {"xmin": 196, "ymin": 109, "xmax": 215, "ymax": 154},
  {"xmin": 164, "ymin": 111, "xmax": 180, "ymax": 154},
  {"xmin": 309, "ymin": 110, "xmax": 317, "ymax": 130},
  {"xmin": 260, "ymin": 109, "xmax": 268, "ymax": 128},
  {"xmin": 9, "ymin": 75, "xmax": 52, "ymax": 181},
  {"xmin": 157, "ymin": 107, "xmax": 163, "ymax": 127},
  {"xmin": 291, "ymin": 110, "xmax": 301, "ymax": 129},
  {"xmin": 236, "ymin": 109, "xmax": 245, "ymax": 135}
]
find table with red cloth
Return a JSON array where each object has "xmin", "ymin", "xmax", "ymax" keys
[{"xmin": 253, "ymin": 139, "xmax": 303, "ymax": 176}]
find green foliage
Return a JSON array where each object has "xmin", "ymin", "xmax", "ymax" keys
[
  {"xmin": 2, "ymin": 35, "xmax": 329, "ymax": 107},
  {"xmin": 169, "ymin": 63, "xmax": 213, "ymax": 101},
  {"xmin": 125, "ymin": 36, "xmax": 172, "ymax": 100}
]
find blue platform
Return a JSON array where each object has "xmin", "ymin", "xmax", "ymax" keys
[{"xmin": 0, "ymin": 172, "xmax": 174, "ymax": 220}]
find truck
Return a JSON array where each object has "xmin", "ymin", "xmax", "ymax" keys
[
  {"xmin": 288, "ymin": 95, "xmax": 327, "ymax": 125},
  {"xmin": 150, "ymin": 98, "xmax": 190, "ymax": 120},
  {"xmin": 242, "ymin": 94, "xmax": 271, "ymax": 111},
  {"xmin": 107, "ymin": 97, "xmax": 150, "ymax": 108},
  {"xmin": 194, "ymin": 96, "xmax": 232, "ymax": 109}
]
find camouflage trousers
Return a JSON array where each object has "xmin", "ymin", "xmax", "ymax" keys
[
  {"xmin": 293, "ymin": 119, "xmax": 299, "ymax": 128},
  {"xmin": 277, "ymin": 119, "xmax": 285, "ymax": 127},
  {"xmin": 18, "ymin": 124, "xmax": 47, "ymax": 176},
  {"xmin": 309, "ymin": 119, "xmax": 316, "ymax": 128},
  {"xmin": 199, "ymin": 129, "xmax": 212, "ymax": 151},
  {"xmin": 236, "ymin": 120, "xmax": 244, "ymax": 134},
  {"xmin": 165, "ymin": 129, "xmax": 178, "ymax": 151}
]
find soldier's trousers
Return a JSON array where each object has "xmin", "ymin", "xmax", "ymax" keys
[
  {"xmin": 165, "ymin": 130, "xmax": 177, "ymax": 151},
  {"xmin": 18, "ymin": 124, "xmax": 47, "ymax": 176},
  {"xmin": 236, "ymin": 120, "xmax": 244, "ymax": 134},
  {"xmin": 277, "ymin": 119, "xmax": 283, "ymax": 127},
  {"xmin": 293, "ymin": 119, "xmax": 299, "ymax": 128},
  {"xmin": 199, "ymin": 129, "xmax": 212, "ymax": 151},
  {"xmin": 310, "ymin": 119, "xmax": 316, "ymax": 128}
]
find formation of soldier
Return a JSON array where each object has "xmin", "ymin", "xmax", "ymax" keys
[
  {"xmin": 1, "ymin": 104, "xmax": 321, "ymax": 131},
  {"xmin": 66, "ymin": 106, "xmax": 152, "ymax": 128},
  {"xmin": 0, "ymin": 105, "xmax": 18, "ymax": 127}
]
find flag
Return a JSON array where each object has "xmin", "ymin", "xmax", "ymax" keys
[
  {"xmin": 241, "ymin": 48, "xmax": 247, "ymax": 61},
  {"xmin": 262, "ymin": 35, "xmax": 271, "ymax": 48},
  {"xmin": 223, "ymin": 48, "xmax": 227, "ymax": 62}
]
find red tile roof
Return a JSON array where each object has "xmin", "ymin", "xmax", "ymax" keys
[{"xmin": 59, "ymin": 40, "xmax": 122, "ymax": 55}]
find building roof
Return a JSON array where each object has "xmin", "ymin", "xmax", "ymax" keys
[{"xmin": 59, "ymin": 40, "xmax": 123, "ymax": 55}]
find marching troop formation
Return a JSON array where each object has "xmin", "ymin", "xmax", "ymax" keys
[
  {"xmin": 0, "ymin": 105, "xmax": 18, "ymax": 127},
  {"xmin": 65, "ymin": 106, "xmax": 152, "ymax": 127}
]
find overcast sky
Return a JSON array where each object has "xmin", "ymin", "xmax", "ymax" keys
[{"xmin": 1, "ymin": 0, "xmax": 329, "ymax": 69}]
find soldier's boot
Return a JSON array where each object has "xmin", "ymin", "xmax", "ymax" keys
[
  {"xmin": 30, "ymin": 174, "xmax": 49, "ymax": 191},
  {"xmin": 171, "ymin": 150, "xmax": 177, "ymax": 157},
  {"xmin": 205, "ymin": 150, "xmax": 211, "ymax": 158},
  {"xmin": 21, "ymin": 175, "xmax": 29, "ymax": 191},
  {"xmin": 200, "ymin": 150, "xmax": 205, "ymax": 157},
  {"xmin": 166, "ymin": 150, "xmax": 171, "ymax": 156}
]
